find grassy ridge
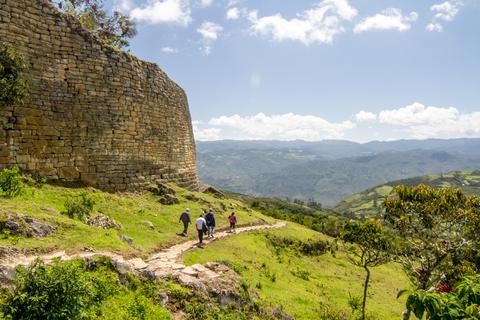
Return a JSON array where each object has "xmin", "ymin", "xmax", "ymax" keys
[
  {"xmin": 183, "ymin": 223, "xmax": 409, "ymax": 319},
  {"xmin": 334, "ymin": 170, "xmax": 480, "ymax": 219},
  {"xmin": 0, "ymin": 183, "xmax": 273, "ymax": 256}
]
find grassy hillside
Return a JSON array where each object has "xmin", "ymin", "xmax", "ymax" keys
[
  {"xmin": 334, "ymin": 170, "xmax": 480, "ymax": 219},
  {"xmin": 183, "ymin": 223, "xmax": 409, "ymax": 319},
  {"xmin": 0, "ymin": 182, "xmax": 273, "ymax": 256}
]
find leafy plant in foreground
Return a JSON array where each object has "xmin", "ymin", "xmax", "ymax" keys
[
  {"xmin": 0, "ymin": 167, "xmax": 25, "ymax": 197},
  {"xmin": 398, "ymin": 274, "xmax": 480, "ymax": 319},
  {"xmin": 384, "ymin": 184, "xmax": 480, "ymax": 319}
]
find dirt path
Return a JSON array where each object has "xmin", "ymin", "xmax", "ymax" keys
[{"xmin": 0, "ymin": 222, "xmax": 287, "ymax": 283}]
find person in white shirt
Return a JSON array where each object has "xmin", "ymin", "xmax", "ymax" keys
[{"xmin": 195, "ymin": 214, "xmax": 207, "ymax": 244}]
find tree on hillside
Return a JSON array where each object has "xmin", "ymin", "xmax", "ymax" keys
[
  {"xmin": 341, "ymin": 219, "xmax": 393, "ymax": 320},
  {"xmin": 55, "ymin": 0, "xmax": 137, "ymax": 49},
  {"xmin": 383, "ymin": 184, "xmax": 480, "ymax": 320}
]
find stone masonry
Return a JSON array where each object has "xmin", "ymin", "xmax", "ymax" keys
[{"xmin": 0, "ymin": 0, "xmax": 199, "ymax": 191}]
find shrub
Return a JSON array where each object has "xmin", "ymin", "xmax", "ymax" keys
[
  {"xmin": 0, "ymin": 259, "xmax": 97, "ymax": 319},
  {"xmin": 0, "ymin": 167, "xmax": 25, "ymax": 197},
  {"xmin": 265, "ymin": 234, "xmax": 333, "ymax": 256},
  {"xmin": 64, "ymin": 192, "xmax": 96, "ymax": 220},
  {"xmin": 0, "ymin": 44, "xmax": 28, "ymax": 106}
]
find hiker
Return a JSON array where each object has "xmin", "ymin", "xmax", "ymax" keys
[
  {"xmin": 229, "ymin": 212, "xmax": 237, "ymax": 233},
  {"xmin": 196, "ymin": 213, "xmax": 207, "ymax": 244},
  {"xmin": 179, "ymin": 208, "xmax": 191, "ymax": 237},
  {"xmin": 205, "ymin": 208, "xmax": 216, "ymax": 238}
]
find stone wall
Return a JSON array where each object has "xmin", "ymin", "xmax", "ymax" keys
[{"xmin": 0, "ymin": 0, "xmax": 199, "ymax": 191}]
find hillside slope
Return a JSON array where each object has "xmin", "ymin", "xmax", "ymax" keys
[
  {"xmin": 334, "ymin": 170, "xmax": 480, "ymax": 219},
  {"xmin": 0, "ymin": 179, "xmax": 410, "ymax": 319}
]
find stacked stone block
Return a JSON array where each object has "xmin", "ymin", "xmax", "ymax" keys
[{"xmin": 0, "ymin": 0, "xmax": 199, "ymax": 191}]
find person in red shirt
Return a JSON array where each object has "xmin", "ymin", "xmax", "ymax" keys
[{"xmin": 228, "ymin": 212, "xmax": 237, "ymax": 233}]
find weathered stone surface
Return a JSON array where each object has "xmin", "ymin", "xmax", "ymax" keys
[
  {"xmin": 0, "ymin": 0, "xmax": 199, "ymax": 192},
  {"xmin": 87, "ymin": 214, "xmax": 120, "ymax": 229},
  {"xmin": 199, "ymin": 184, "xmax": 225, "ymax": 198},
  {"xmin": 0, "ymin": 210, "xmax": 56, "ymax": 238},
  {"xmin": 160, "ymin": 194, "xmax": 180, "ymax": 205}
]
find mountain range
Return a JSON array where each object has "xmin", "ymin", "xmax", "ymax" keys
[{"xmin": 197, "ymin": 138, "xmax": 480, "ymax": 207}]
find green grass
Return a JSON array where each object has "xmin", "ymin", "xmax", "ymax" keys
[
  {"xmin": 0, "ymin": 183, "xmax": 273, "ymax": 256},
  {"xmin": 334, "ymin": 170, "xmax": 480, "ymax": 219},
  {"xmin": 183, "ymin": 223, "xmax": 409, "ymax": 320}
]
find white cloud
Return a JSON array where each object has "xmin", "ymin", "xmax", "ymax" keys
[
  {"xmin": 207, "ymin": 113, "xmax": 356, "ymax": 140},
  {"xmin": 197, "ymin": 21, "xmax": 223, "ymax": 41},
  {"xmin": 426, "ymin": 1, "xmax": 463, "ymax": 32},
  {"xmin": 355, "ymin": 111, "xmax": 377, "ymax": 123},
  {"xmin": 192, "ymin": 121, "xmax": 222, "ymax": 140},
  {"xmin": 198, "ymin": 0, "xmax": 213, "ymax": 8},
  {"xmin": 378, "ymin": 102, "xmax": 458, "ymax": 126},
  {"xmin": 377, "ymin": 102, "xmax": 480, "ymax": 139},
  {"xmin": 162, "ymin": 47, "xmax": 178, "ymax": 53},
  {"xmin": 130, "ymin": 0, "xmax": 192, "ymax": 26},
  {"xmin": 354, "ymin": 8, "xmax": 418, "ymax": 33},
  {"xmin": 197, "ymin": 21, "xmax": 223, "ymax": 55},
  {"xmin": 426, "ymin": 23, "xmax": 444, "ymax": 32},
  {"xmin": 248, "ymin": 0, "xmax": 358, "ymax": 45},
  {"xmin": 226, "ymin": 7, "xmax": 240, "ymax": 20},
  {"xmin": 431, "ymin": 1, "xmax": 462, "ymax": 21}
]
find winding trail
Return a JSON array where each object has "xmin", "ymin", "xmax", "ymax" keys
[{"xmin": 0, "ymin": 222, "xmax": 287, "ymax": 283}]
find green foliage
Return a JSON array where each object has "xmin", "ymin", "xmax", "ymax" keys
[
  {"xmin": 398, "ymin": 275, "xmax": 480, "ymax": 319},
  {"xmin": 0, "ymin": 167, "xmax": 25, "ymax": 197},
  {"xmin": 1, "ymin": 259, "xmax": 109, "ymax": 319},
  {"xmin": 57, "ymin": 0, "xmax": 137, "ymax": 49},
  {"xmin": 265, "ymin": 234, "xmax": 334, "ymax": 256},
  {"xmin": 0, "ymin": 44, "xmax": 28, "ymax": 106},
  {"xmin": 64, "ymin": 192, "xmax": 96, "ymax": 220},
  {"xmin": 0, "ymin": 257, "xmax": 173, "ymax": 320},
  {"xmin": 384, "ymin": 184, "xmax": 480, "ymax": 291}
]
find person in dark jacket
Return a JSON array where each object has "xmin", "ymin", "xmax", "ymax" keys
[
  {"xmin": 179, "ymin": 208, "xmax": 191, "ymax": 236},
  {"xmin": 205, "ymin": 208, "xmax": 216, "ymax": 238}
]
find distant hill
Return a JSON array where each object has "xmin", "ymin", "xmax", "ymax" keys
[
  {"xmin": 334, "ymin": 170, "xmax": 480, "ymax": 219},
  {"xmin": 197, "ymin": 139, "xmax": 480, "ymax": 207}
]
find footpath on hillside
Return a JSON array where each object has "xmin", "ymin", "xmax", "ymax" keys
[{"xmin": 0, "ymin": 222, "xmax": 287, "ymax": 289}]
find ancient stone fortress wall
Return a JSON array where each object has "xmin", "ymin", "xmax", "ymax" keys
[{"xmin": 0, "ymin": 0, "xmax": 199, "ymax": 191}]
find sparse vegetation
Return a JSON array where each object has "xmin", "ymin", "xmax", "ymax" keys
[
  {"xmin": 64, "ymin": 192, "xmax": 96, "ymax": 220},
  {"xmin": 56, "ymin": 0, "xmax": 137, "ymax": 49}
]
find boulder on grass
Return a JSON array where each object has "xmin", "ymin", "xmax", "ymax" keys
[{"xmin": 160, "ymin": 194, "xmax": 180, "ymax": 205}]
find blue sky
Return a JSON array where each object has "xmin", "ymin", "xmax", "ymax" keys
[{"xmin": 108, "ymin": 0, "xmax": 479, "ymax": 142}]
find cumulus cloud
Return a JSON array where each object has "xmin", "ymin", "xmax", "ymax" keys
[
  {"xmin": 192, "ymin": 121, "xmax": 222, "ymax": 140},
  {"xmin": 248, "ymin": 0, "xmax": 358, "ymax": 45},
  {"xmin": 376, "ymin": 102, "xmax": 480, "ymax": 139},
  {"xmin": 378, "ymin": 102, "xmax": 458, "ymax": 126},
  {"xmin": 354, "ymin": 8, "xmax": 418, "ymax": 33},
  {"xmin": 207, "ymin": 113, "xmax": 356, "ymax": 140},
  {"xmin": 226, "ymin": 7, "xmax": 240, "ymax": 20},
  {"xmin": 162, "ymin": 47, "xmax": 178, "ymax": 53},
  {"xmin": 197, "ymin": 21, "xmax": 223, "ymax": 55},
  {"xmin": 198, "ymin": 21, "xmax": 223, "ymax": 41},
  {"xmin": 130, "ymin": 0, "xmax": 192, "ymax": 26},
  {"xmin": 426, "ymin": 1, "xmax": 463, "ymax": 32},
  {"xmin": 114, "ymin": 0, "xmax": 135, "ymax": 12},
  {"xmin": 355, "ymin": 111, "xmax": 377, "ymax": 123},
  {"xmin": 426, "ymin": 23, "xmax": 444, "ymax": 32}
]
